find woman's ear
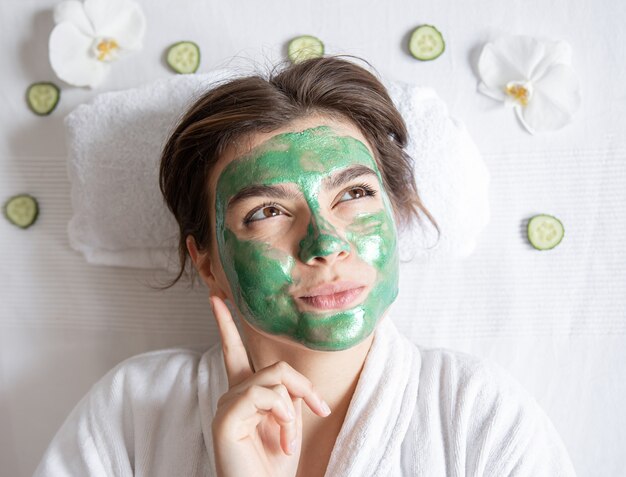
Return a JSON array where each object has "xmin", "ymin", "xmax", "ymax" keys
[{"xmin": 186, "ymin": 235, "xmax": 228, "ymax": 300}]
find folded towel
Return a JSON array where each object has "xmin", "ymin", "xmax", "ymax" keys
[{"xmin": 64, "ymin": 70, "xmax": 490, "ymax": 270}]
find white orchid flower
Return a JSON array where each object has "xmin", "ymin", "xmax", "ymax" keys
[
  {"xmin": 49, "ymin": 0, "xmax": 146, "ymax": 88},
  {"xmin": 477, "ymin": 35, "xmax": 581, "ymax": 134}
]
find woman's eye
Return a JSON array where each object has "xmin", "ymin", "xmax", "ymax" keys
[
  {"xmin": 338, "ymin": 187, "xmax": 372, "ymax": 203},
  {"xmin": 246, "ymin": 205, "xmax": 283, "ymax": 223}
]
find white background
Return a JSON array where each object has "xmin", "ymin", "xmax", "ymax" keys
[{"xmin": 1, "ymin": 0, "xmax": 625, "ymax": 475}]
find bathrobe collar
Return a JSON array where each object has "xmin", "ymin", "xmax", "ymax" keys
[{"xmin": 197, "ymin": 314, "xmax": 422, "ymax": 477}]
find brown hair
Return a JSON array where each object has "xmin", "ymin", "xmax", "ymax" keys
[{"xmin": 159, "ymin": 55, "xmax": 439, "ymax": 288}]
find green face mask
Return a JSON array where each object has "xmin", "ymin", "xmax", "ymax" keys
[{"xmin": 215, "ymin": 126, "xmax": 399, "ymax": 351}]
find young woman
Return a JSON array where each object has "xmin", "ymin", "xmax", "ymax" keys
[{"xmin": 34, "ymin": 56, "xmax": 576, "ymax": 476}]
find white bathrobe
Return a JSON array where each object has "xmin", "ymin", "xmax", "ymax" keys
[{"xmin": 33, "ymin": 317, "xmax": 576, "ymax": 476}]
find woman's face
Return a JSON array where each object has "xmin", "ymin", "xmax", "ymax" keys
[{"xmin": 207, "ymin": 116, "xmax": 399, "ymax": 351}]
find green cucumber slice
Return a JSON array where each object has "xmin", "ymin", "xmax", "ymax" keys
[
  {"xmin": 527, "ymin": 214, "xmax": 564, "ymax": 250},
  {"xmin": 26, "ymin": 82, "xmax": 60, "ymax": 116},
  {"xmin": 408, "ymin": 25, "xmax": 445, "ymax": 61},
  {"xmin": 288, "ymin": 35, "xmax": 324, "ymax": 63},
  {"xmin": 3, "ymin": 194, "xmax": 39, "ymax": 229},
  {"xmin": 166, "ymin": 41, "xmax": 201, "ymax": 74}
]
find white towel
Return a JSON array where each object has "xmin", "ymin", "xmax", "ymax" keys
[
  {"xmin": 64, "ymin": 70, "xmax": 490, "ymax": 270},
  {"xmin": 33, "ymin": 316, "xmax": 575, "ymax": 476}
]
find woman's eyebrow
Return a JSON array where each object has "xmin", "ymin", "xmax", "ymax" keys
[
  {"xmin": 227, "ymin": 184, "xmax": 302, "ymax": 210},
  {"xmin": 322, "ymin": 164, "xmax": 378, "ymax": 191},
  {"xmin": 226, "ymin": 165, "xmax": 377, "ymax": 210}
]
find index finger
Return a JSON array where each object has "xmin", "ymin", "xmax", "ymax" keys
[{"xmin": 210, "ymin": 296, "xmax": 254, "ymax": 388}]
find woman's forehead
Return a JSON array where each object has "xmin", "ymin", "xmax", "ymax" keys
[
  {"xmin": 240, "ymin": 114, "xmax": 371, "ymax": 157},
  {"xmin": 219, "ymin": 126, "xmax": 377, "ymax": 193}
]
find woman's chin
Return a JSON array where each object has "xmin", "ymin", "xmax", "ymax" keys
[{"xmin": 240, "ymin": 311, "xmax": 376, "ymax": 352}]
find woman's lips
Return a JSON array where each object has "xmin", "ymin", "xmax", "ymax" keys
[{"xmin": 297, "ymin": 283, "xmax": 366, "ymax": 311}]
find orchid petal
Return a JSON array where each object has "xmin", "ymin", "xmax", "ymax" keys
[
  {"xmin": 96, "ymin": 1, "xmax": 146, "ymax": 50},
  {"xmin": 531, "ymin": 40, "xmax": 573, "ymax": 81},
  {"xmin": 477, "ymin": 41, "xmax": 527, "ymax": 93},
  {"xmin": 534, "ymin": 63, "xmax": 582, "ymax": 114},
  {"xmin": 518, "ymin": 85, "xmax": 578, "ymax": 134},
  {"xmin": 477, "ymin": 80, "xmax": 506, "ymax": 101},
  {"xmin": 514, "ymin": 106, "xmax": 537, "ymax": 135},
  {"xmin": 519, "ymin": 63, "xmax": 581, "ymax": 133},
  {"xmin": 53, "ymin": 0, "xmax": 94, "ymax": 37},
  {"xmin": 49, "ymin": 22, "xmax": 107, "ymax": 88},
  {"xmin": 84, "ymin": 0, "xmax": 133, "ymax": 34},
  {"xmin": 482, "ymin": 36, "xmax": 548, "ymax": 83}
]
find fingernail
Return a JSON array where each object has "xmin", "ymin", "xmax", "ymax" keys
[
  {"xmin": 289, "ymin": 438, "xmax": 297, "ymax": 454},
  {"xmin": 320, "ymin": 400, "xmax": 331, "ymax": 416},
  {"xmin": 286, "ymin": 407, "xmax": 295, "ymax": 420}
]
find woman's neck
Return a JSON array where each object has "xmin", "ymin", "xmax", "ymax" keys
[{"xmin": 241, "ymin": 319, "xmax": 375, "ymax": 419}]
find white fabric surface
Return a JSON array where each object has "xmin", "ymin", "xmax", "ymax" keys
[
  {"xmin": 1, "ymin": 1, "xmax": 625, "ymax": 476},
  {"xmin": 32, "ymin": 317, "xmax": 576, "ymax": 476},
  {"xmin": 64, "ymin": 73, "xmax": 489, "ymax": 269}
]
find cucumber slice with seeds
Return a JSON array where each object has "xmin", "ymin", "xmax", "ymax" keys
[
  {"xmin": 166, "ymin": 41, "xmax": 201, "ymax": 74},
  {"xmin": 26, "ymin": 82, "xmax": 60, "ymax": 116},
  {"xmin": 288, "ymin": 35, "xmax": 324, "ymax": 63},
  {"xmin": 408, "ymin": 25, "xmax": 445, "ymax": 61},
  {"xmin": 527, "ymin": 214, "xmax": 564, "ymax": 250},
  {"xmin": 3, "ymin": 194, "xmax": 39, "ymax": 229}
]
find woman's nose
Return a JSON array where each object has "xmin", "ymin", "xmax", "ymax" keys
[{"xmin": 298, "ymin": 220, "xmax": 350, "ymax": 265}]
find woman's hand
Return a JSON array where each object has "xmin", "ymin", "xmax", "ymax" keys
[{"xmin": 209, "ymin": 296, "xmax": 332, "ymax": 477}]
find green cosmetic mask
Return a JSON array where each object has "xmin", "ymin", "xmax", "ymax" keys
[{"xmin": 215, "ymin": 126, "xmax": 399, "ymax": 351}]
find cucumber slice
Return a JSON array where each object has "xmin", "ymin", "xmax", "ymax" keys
[
  {"xmin": 527, "ymin": 214, "xmax": 564, "ymax": 250},
  {"xmin": 26, "ymin": 82, "xmax": 60, "ymax": 116},
  {"xmin": 408, "ymin": 25, "xmax": 445, "ymax": 61},
  {"xmin": 166, "ymin": 41, "xmax": 201, "ymax": 74},
  {"xmin": 3, "ymin": 194, "xmax": 39, "ymax": 229},
  {"xmin": 288, "ymin": 35, "xmax": 324, "ymax": 63}
]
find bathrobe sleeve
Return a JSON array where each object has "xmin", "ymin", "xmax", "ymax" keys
[
  {"xmin": 431, "ymin": 350, "xmax": 577, "ymax": 477},
  {"xmin": 32, "ymin": 349, "xmax": 207, "ymax": 477},
  {"xmin": 480, "ymin": 386, "xmax": 577, "ymax": 476},
  {"xmin": 493, "ymin": 405, "xmax": 578, "ymax": 477},
  {"xmin": 32, "ymin": 361, "xmax": 135, "ymax": 477}
]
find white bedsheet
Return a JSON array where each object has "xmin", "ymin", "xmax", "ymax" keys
[{"xmin": 1, "ymin": 0, "xmax": 625, "ymax": 476}]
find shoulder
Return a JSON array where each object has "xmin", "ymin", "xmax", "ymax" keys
[
  {"xmin": 414, "ymin": 345, "xmax": 544, "ymax": 431},
  {"xmin": 101, "ymin": 346, "xmax": 205, "ymax": 385},
  {"xmin": 85, "ymin": 344, "xmax": 220, "ymax": 409},
  {"xmin": 411, "ymin": 346, "xmax": 576, "ymax": 475},
  {"xmin": 417, "ymin": 346, "xmax": 529, "ymax": 399},
  {"xmin": 33, "ymin": 345, "xmax": 221, "ymax": 476}
]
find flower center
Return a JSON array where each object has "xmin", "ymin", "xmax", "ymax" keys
[
  {"xmin": 92, "ymin": 37, "xmax": 120, "ymax": 62},
  {"xmin": 505, "ymin": 81, "xmax": 533, "ymax": 106}
]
